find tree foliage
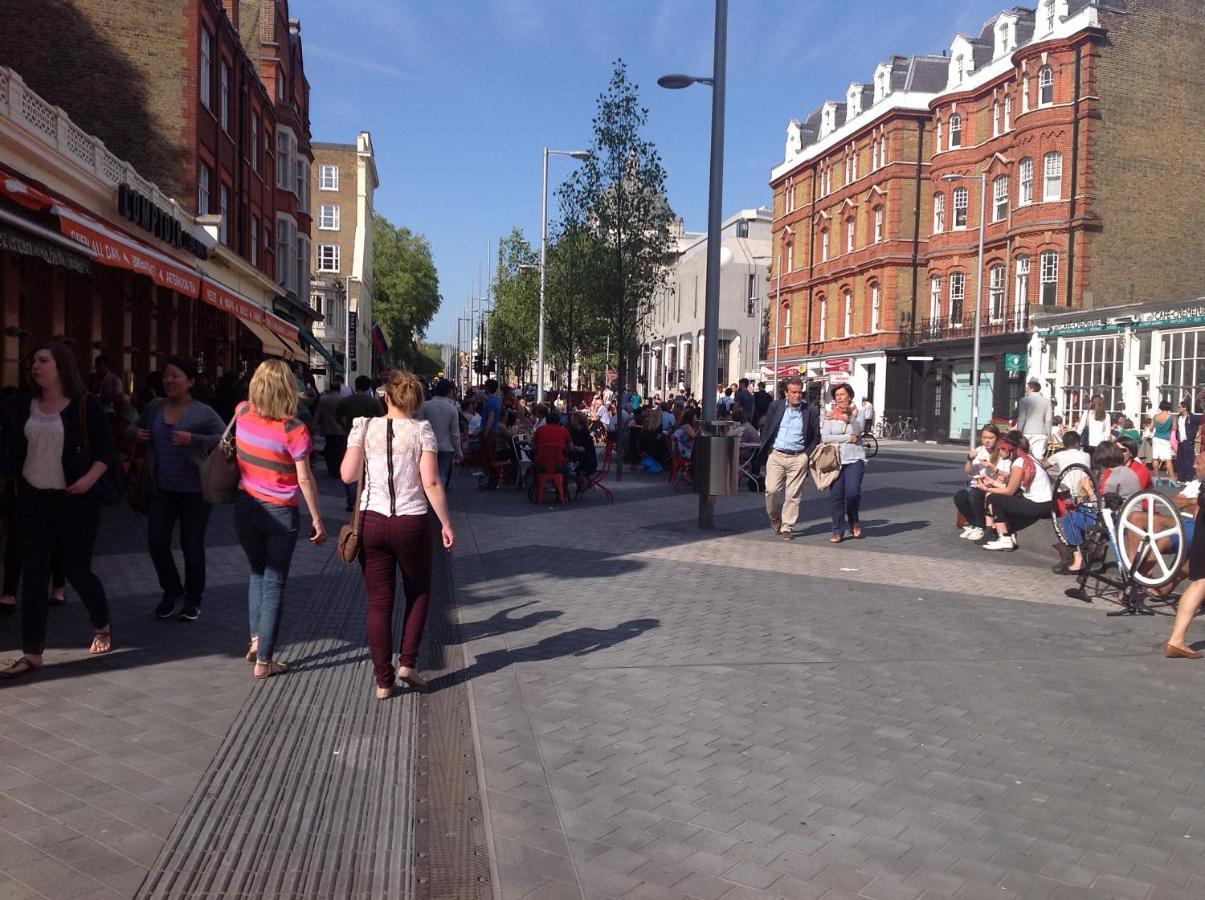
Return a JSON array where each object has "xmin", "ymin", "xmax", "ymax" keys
[
  {"xmin": 557, "ymin": 59, "xmax": 674, "ymax": 400},
  {"xmin": 544, "ymin": 222, "xmax": 610, "ymax": 389},
  {"xmin": 488, "ymin": 228, "xmax": 540, "ymax": 381},
  {"xmin": 372, "ymin": 213, "xmax": 440, "ymax": 369}
]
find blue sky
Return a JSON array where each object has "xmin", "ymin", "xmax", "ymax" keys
[{"xmin": 291, "ymin": 0, "xmax": 1011, "ymax": 348}]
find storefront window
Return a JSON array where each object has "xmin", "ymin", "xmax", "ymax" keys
[
  {"xmin": 1160, "ymin": 329, "xmax": 1205, "ymax": 412},
  {"xmin": 1061, "ymin": 336, "xmax": 1122, "ymax": 424}
]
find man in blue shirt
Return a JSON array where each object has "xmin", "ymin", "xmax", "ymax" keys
[{"xmin": 755, "ymin": 377, "xmax": 820, "ymax": 540}]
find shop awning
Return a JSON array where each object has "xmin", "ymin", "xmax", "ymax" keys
[
  {"xmin": 239, "ymin": 319, "xmax": 307, "ymax": 363},
  {"xmin": 200, "ymin": 279, "xmax": 300, "ymax": 344},
  {"xmin": 0, "ymin": 213, "xmax": 93, "ymax": 275},
  {"xmin": 298, "ymin": 329, "xmax": 344, "ymax": 374}
]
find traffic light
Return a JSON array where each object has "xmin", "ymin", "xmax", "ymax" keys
[
  {"xmin": 488, "ymin": 358, "xmax": 496, "ymax": 374},
  {"xmin": 473, "ymin": 352, "xmax": 483, "ymax": 374}
]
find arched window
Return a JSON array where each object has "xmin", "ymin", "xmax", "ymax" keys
[
  {"xmin": 846, "ymin": 217, "xmax": 855, "ymax": 253},
  {"xmin": 1014, "ymin": 256, "xmax": 1030, "ymax": 328},
  {"xmin": 1022, "ymin": 71, "xmax": 1030, "ymax": 113},
  {"xmin": 993, "ymin": 175, "xmax": 1010, "ymax": 222},
  {"xmin": 880, "ymin": 135, "xmax": 888, "ymax": 165},
  {"xmin": 953, "ymin": 187, "xmax": 969, "ymax": 229},
  {"xmin": 870, "ymin": 283, "xmax": 881, "ymax": 333},
  {"xmin": 785, "ymin": 177, "xmax": 795, "ymax": 212},
  {"xmin": 949, "ymin": 114, "xmax": 962, "ymax": 148},
  {"xmin": 929, "ymin": 276, "xmax": 942, "ymax": 330},
  {"xmin": 820, "ymin": 227, "xmax": 829, "ymax": 262},
  {"xmin": 933, "ymin": 192, "xmax": 945, "ymax": 233},
  {"xmin": 1043, "ymin": 151, "xmax": 1063, "ymax": 201},
  {"xmin": 988, "ymin": 265, "xmax": 1006, "ymax": 322},
  {"xmin": 1038, "ymin": 66, "xmax": 1054, "ymax": 106},
  {"xmin": 935, "ymin": 119, "xmax": 943, "ymax": 154},
  {"xmin": 992, "ymin": 102, "xmax": 1000, "ymax": 138},
  {"xmin": 873, "ymin": 205, "xmax": 884, "ymax": 243},
  {"xmin": 781, "ymin": 301, "xmax": 791, "ymax": 346},
  {"xmin": 949, "ymin": 272, "xmax": 966, "ymax": 323},
  {"xmin": 1003, "ymin": 93, "xmax": 1012, "ymax": 130},
  {"xmin": 785, "ymin": 233, "xmax": 795, "ymax": 270},
  {"xmin": 1018, "ymin": 157, "xmax": 1034, "ymax": 205},
  {"xmin": 818, "ymin": 296, "xmax": 827, "ymax": 342},
  {"xmin": 843, "ymin": 289, "xmax": 852, "ymax": 337}
]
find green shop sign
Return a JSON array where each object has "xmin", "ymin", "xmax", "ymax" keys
[{"xmin": 1004, "ymin": 353, "xmax": 1027, "ymax": 374}]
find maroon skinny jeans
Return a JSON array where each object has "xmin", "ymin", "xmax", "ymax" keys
[{"xmin": 359, "ymin": 511, "xmax": 432, "ymax": 686}]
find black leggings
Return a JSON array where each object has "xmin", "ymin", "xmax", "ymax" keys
[
  {"xmin": 3, "ymin": 519, "xmax": 65, "ymax": 597},
  {"xmin": 953, "ymin": 488, "xmax": 988, "ymax": 529},
  {"xmin": 986, "ymin": 493, "xmax": 1051, "ymax": 534}
]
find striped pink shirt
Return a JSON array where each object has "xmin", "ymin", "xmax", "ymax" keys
[{"xmin": 235, "ymin": 402, "xmax": 313, "ymax": 506}]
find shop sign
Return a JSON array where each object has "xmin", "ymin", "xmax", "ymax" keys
[
  {"xmin": 1004, "ymin": 352, "xmax": 1027, "ymax": 374},
  {"xmin": 59, "ymin": 210, "xmax": 200, "ymax": 297},
  {"xmin": 117, "ymin": 184, "xmax": 208, "ymax": 260},
  {"xmin": 348, "ymin": 311, "xmax": 358, "ymax": 367},
  {"xmin": 828, "ymin": 371, "xmax": 851, "ymax": 385},
  {"xmin": 1133, "ymin": 305, "xmax": 1205, "ymax": 331},
  {"xmin": 201, "ymin": 281, "xmax": 299, "ymax": 344},
  {"xmin": 1037, "ymin": 319, "xmax": 1112, "ymax": 337},
  {"xmin": 0, "ymin": 224, "xmax": 91, "ymax": 275},
  {"xmin": 823, "ymin": 357, "xmax": 851, "ymax": 373}
]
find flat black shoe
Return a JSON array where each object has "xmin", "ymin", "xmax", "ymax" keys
[
  {"xmin": 155, "ymin": 595, "xmax": 182, "ymax": 619},
  {"xmin": 178, "ymin": 601, "xmax": 200, "ymax": 622},
  {"xmin": 0, "ymin": 601, "xmax": 15, "ymax": 616}
]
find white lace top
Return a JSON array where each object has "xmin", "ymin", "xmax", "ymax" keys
[{"xmin": 348, "ymin": 415, "xmax": 437, "ymax": 517}]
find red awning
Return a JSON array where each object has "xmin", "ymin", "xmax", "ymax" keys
[
  {"xmin": 0, "ymin": 174, "xmax": 55, "ymax": 211},
  {"xmin": 762, "ymin": 362, "xmax": 805, "ymax": 378},
  {"xmin": 200, "ymin": 279, "xmax": 300, "ymax": 345}
]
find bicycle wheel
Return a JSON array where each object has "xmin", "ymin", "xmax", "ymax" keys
[
  {"xmin": 862, "ymin": 433, "xmax": 878, "ymax": 458},
  {"xmin": 1116, "ymin": 490, "xmax": 1187, "ymax": 588},
  {"xmin": 1051, "ymin": 463, "xmax": 1096, "ymax": 547}
]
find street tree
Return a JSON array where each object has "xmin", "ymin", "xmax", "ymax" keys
[
  {"xmin": 489, "ymin": 228, "xmax": 540, "ymax": 383},
  {"xmin": 558, "ymin": 59, "xmax": 675, "ymax": 478},
  {"xmin": 372, "ymin": 213, "xmax": 440, "ymax": 369},
  {"xmin": 544, "ymin": 222, "xmax": 609, "ymax": 391}
]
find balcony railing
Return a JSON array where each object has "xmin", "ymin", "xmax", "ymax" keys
[{"xmin": 900, "ymin": 308, "xmax": 1029, "ymax": 347}]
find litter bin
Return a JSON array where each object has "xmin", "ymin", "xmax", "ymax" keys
[{"xmin": 693, "ymin": 421, "xmax": 740, "ymax": 496}]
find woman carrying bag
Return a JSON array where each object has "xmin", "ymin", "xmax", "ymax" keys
[
  {"xmin": 234, "ymin": 360, "xmax": 326, "ymax": 679},
  {"xmin": 341, "ymin": 371, "xmax": 455, "ymax": 700},
  {"xmin": 0, "ymin": 342, "xmax": 116, "ymax": 679},
  {"xmin": 821, "ymin": 383, "xmax": 867, "ymax": 544},
  {"xmin": 1077, "ymin": 393, "xmax": 1111, "ymax": 453},
  {"xmin": 132, "ymin": 357, "xmax": 225, "ymax": 621}
]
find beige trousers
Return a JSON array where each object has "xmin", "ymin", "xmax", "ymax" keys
[{"xmin": 764, "ymin": 449, "xmax": 810, "ymax": 531}]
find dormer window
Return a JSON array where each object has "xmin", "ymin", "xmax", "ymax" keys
[
  {"xmin": 877, "ymin": 71, "xmax": 888, "ymax": 101},
  {"xmin": 846, "ymin": 84, "xmax": 863, "ymax": 119},
  {"xmin": 954, "ymin": 54, "xmax": 966, "ymax": 84},
  {"xmin": 1045, "ymin": 0, "xmax": 1056, "ymax": 32},
  {"xmin": 997, "ymin": 21, "xmax": 1012, "ymax": 57},
  {"xmin": 949, "ymin": 114, "xmax": 962, "ymax": 149}
]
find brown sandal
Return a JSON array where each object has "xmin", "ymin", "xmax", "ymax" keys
[
  {"xmin": 829, "ymin": 535, "xmax": 844, "ymax": 544},
  {"xmin": 253, "ymin": 660, "xmax": 288, "ymax": 679},
  {"xmin": 245, "ymin": 640, "xmax": 258, "ymax": 663},
  {"xmin": 89, "ymin": 628, "xmax": 112, "ymax": 655},
  {"xmin": 0, "ymin": 656, "xmax": 42, "ymax": 679},
  {"xmin": 850, "ymin": 524, "xmax": 863, "ymax": 539}
]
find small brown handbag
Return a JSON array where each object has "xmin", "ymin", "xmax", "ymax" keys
[{"xmin": 336, "ymin": 458, "xmax": 366, "ymax": 564}]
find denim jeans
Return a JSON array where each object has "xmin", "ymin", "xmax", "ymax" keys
[
  {"xmin": 830, "ymin": 459, "xmax": 866, "ymax": 536},
  {"xmin": 233, "ymin": 491, "xmax": 299, "ymax": 662},
  {"xmin": 437, "ymin": 451, "xmax": 455, "ymax": 488},
  {"xmin": 148, "ymin": 489, "xmax": 211, "ymax": 603}
]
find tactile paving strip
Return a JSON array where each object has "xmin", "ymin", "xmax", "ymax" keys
[
  {"xmin": 411, "ymin": 539, "xmax": 494, "ymax": 900},
  {"xmin": 136, "ymin": 554, "xmax": 418, "ymax": 899}
]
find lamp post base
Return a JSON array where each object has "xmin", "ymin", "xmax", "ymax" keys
[{"xmin": 698, "ymin": 493, "xmax": 715, "ymax": 529}]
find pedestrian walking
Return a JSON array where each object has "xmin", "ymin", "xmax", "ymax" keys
[
  {"xmin": 1165, "ymin": 472, "xmax": 1205, "ymax": 658},
  {"xmin": 1076, "ymin": 393, "xmax": 1111, "ymax": 453},
  {"xmin": 312, "ymin": 379, "xmax": 347, "ymax": 484},
  {"xmin": 341, "ymin": 371, "xmax": 455, "ymax": 699},
  {"xmin": 0, "ymin": 342, "xmax": 115, "ymax": 679},
  {"xmin": 234, "ymin": 359, "xmax": 327, "ymax": 680},
  {"xmin": 756, "ymin": 376, "xmax": 820, "ymax": 541},
  {"xmin": 336, "ymin": 376, "xmax": 384, "ymax": 510},
  {"xmin": 1015, "ymin": 379, "xmax": 1052, "ymax": 459},
  {"xmin": 823, "ymin": 383, "xmax": 867, "ymax": 543},
  {"xmin": 132, "ymin": 357, "xmax": 225, "ymax": 621},
  {"xmin": 1149, "ymin": 400, "xmax": 1177, "ymax": 485},
  {"xmin": 1175, "ymin": 399, "xmax": 1199, "ymax": 484},
  {"xmin": 417, "ymin": 378, "xmax": 460, "ymax": 488}
]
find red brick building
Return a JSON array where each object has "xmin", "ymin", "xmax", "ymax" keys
[
  {"xmin": 0, "ymin": 0, "xmax": 317, "ymax": 382},
  {"xmin": 770, "ymin": 0, "xmax": 1205, "ymax": 442}
]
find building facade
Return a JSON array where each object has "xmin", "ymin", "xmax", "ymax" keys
[
  {"xmin": 310, "ymin": 134, "xmax": 378, "ymax": 382},
  {"xmin": 639, "ymin": 209, "xmax": 771, "ymax": 398},
  {"xmin": 0, "ymin": 0, "xmax": 320, "ymax": 382},
  {"xmin": 770, "ymin": 0, "xmax": 1205, "ymax": 441}
]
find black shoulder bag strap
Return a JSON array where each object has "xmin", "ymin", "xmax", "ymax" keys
[{"xmin": 386, "ymin": 419, "xmax": 396, "ymax": 516}]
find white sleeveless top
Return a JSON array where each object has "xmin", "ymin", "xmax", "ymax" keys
[
  {"xmin": 23, "ymin": 400, "xmax": 67, "ymax": 490},
  {"xmin": 347, "ymin": 416, "xmax": 437, "ymax": 517}
]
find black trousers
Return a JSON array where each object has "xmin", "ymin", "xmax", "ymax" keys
[
  {"xmin": 953, "ymin": 487, "xmax": 988, "ymax": 529},
  {"xmin": 986, "ymin": 492, "xmax": 1051, "ymax": 535},
  {"xmin": 17, "ymin": 483, "xmax": 109, "ymax": 655}
]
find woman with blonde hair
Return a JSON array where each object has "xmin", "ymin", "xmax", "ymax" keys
[
  {"xmin": 342, "ymin": 370, "xmax": 454, "ymax": 699},
  {"xmin": 234, "ymin": 359, "xmax": 326, "ymax": 679}
]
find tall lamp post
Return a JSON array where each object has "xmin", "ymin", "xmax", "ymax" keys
[
  {"xmin": 942, "ymin": 172, "xmax": 987, "ymax": 449},
  {"xmin": 660, "ymin": 0, "xmax": 728, "ymax": 529},
  {"xmin": 537, "ymin": 149, "xmax": 591, "ymax": 404}
]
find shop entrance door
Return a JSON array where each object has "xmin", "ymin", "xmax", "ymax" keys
[{"xmin": 949, "ymin": 364, "xmax": 994, "ymax": 444}]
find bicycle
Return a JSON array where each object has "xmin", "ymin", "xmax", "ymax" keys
[{"xmin": 861, "ymin": 432, "xmax": 878, "ymax": 458}]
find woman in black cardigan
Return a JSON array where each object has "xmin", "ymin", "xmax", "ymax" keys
[{"xmin": 1, "ymin": 342, "xmax": 116, "ymax": 679}]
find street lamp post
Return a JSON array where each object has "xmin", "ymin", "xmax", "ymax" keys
[
  {"xmin": 537, "ymin": 149, "xmax": 591, "ymax": 405},
  {"xmin": 659, "ymin": 0, "xmax": 728, "ymax": 529},
  {"xmin": 943, "ymin": 172, "xmax": 988, "ymax": 449}
]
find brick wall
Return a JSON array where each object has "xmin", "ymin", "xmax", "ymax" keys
[
  {"xmin": 1085, "ymin": 0, "xmax": 1205, "ymax": 309},
  {"xmin": 0, "ymin": 0, "xmax": 191, "ymax": 199}
]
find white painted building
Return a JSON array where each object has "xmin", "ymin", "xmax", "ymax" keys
[{"xmin": 639, "ymin": 208, "xmax": 772, "ymax": 398}]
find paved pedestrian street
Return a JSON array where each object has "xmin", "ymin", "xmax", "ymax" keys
[{"xmin": 2, "ymin": 445, "xmax": 1205, "ymax": 899}]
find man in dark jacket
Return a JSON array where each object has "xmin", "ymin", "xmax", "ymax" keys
[
  {"xmin": 755, "ymin": 376, "xmax": 820, "ymax": 541},
  {"xmin": 752, "ymin": 381, "xmax": 772, "ymax": 429}
]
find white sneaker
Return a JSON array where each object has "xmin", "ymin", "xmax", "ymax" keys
[
  {"xmin": 982, "ymin": 534, "xmax": 1017, "ymax": 551},
  {"xmin": 958, "ymin": 526, "xmax": 975, "ymax": 539},
  {"xmin": 964, "ymin": 527, "xmax": 986, "ymax": 541}
]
